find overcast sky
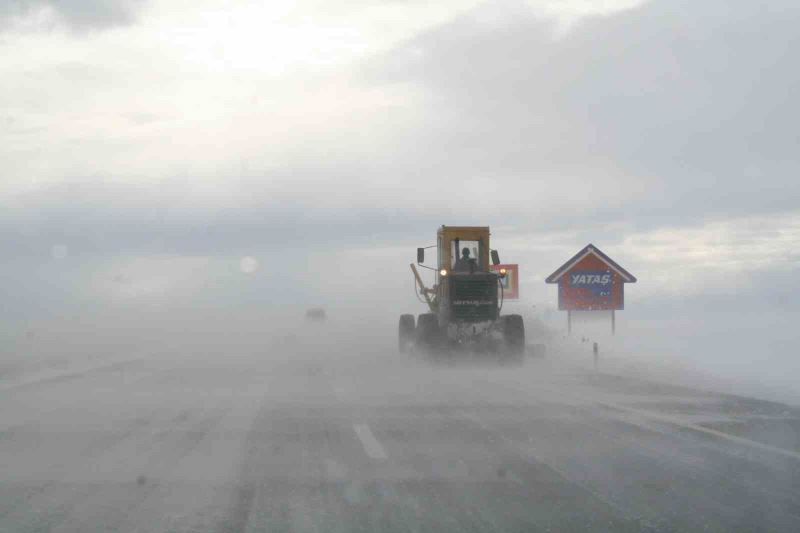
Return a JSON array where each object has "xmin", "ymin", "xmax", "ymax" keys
[{"xmin": 2, "ymin": 0, "xmax": 799, "ymax": 379}]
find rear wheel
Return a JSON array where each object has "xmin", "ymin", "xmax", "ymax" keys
[
  {"xmin": 416, "ymin": 313, "xmax": 440, "ymax": 352},
  {"xmin": 503, "ymin": 314, "xmax": 525, "ymax": 363},
  {"xmin": 398, "ymin": 314, "xmax": 415, "ymax": 353}
]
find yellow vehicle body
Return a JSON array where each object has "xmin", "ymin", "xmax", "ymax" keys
[
  {"xmin": 436, "ymin": 226, "xmax": 492, "ymax": 273},
  {"xmin": 411, "ymin": 225, "xmax": 493, "ymax": 313},
  {"xmin": 401, "ymin": 225, "xmax": 525, "ymax": 361}
]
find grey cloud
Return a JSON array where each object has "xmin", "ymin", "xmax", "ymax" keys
[
  {"xmin": 0, "ymin": 181, "xmax": 444, "ymax": 259},
  {"xmin": 0, "ymin": 0, "xmax": 146, "ymax": 32},
  {"xmin": 362, "ymin": 0, "xmax": 800, "ymax": 226},
  {"xmin": 0, "ymin": 176, "xmax": 651, "ymax": 261},
  {"xmin": 633, "ymin": 267, "xmax": 800, "ymax": 316}
]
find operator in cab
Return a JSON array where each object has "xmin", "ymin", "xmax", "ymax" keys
[{"xmin": 453, "ymin": 247, "xmax": 475, "ymax": 272}]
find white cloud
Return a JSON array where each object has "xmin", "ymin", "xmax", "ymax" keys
[
  {"xmin": 0, "ymin": 0, "xmax": 651, "ymax": 197},
  {"xmin": 622, "ymin": 213, "xmax": 800, "ymax": 298}
]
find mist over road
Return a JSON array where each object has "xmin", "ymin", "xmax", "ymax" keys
[{"xmin": 2, "ymin": 328, "xmax": 799, "ymax": 533}]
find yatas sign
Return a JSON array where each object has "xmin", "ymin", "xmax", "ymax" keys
[
  {"xmin": 569, "ymin": 270, "xmax": 612, "ymax": 297},
  {"xmin": 546, "ymin": 243, "xmax": 635, "ymax": 313}
]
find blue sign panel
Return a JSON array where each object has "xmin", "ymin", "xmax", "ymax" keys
[{"xmin": 569, "ymin": 270, "xmax": 612, "ymax": 297}]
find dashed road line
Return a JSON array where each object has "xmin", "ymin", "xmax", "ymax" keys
[{"xmin": 353, "ymin": 423, "xmax": 388, "ymax": 460}]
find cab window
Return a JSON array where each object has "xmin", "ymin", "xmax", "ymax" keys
[{"xmin": 451, "ymin": 239, "xmax": 482, "ymax": 271}]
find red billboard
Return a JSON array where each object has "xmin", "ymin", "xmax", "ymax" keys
[
  {"xmin": 545, "ymin": 245, "xmax": 636, "ymax": 311},
  {"xmin": 490, "ymin": 264, "xmax": 519, "ymax": 300}
]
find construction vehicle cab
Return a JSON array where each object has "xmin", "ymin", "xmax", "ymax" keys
[{"xmin": 400, "ymin": 226, "xmax": 525, "ymax": 360}]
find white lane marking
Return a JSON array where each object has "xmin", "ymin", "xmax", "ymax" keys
[
  {"xmin": 353, "ymin": 423, "xmax": 388, "ymax": 460},
  {"xmin": 515, "ymin": 379, "xmax": 800, "ymax": 463},
  {"xmin": 599, "ymin": 402, "xmax": 800, "ymax": 462}
]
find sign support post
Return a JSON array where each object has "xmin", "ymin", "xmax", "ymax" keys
[{"xmin": 567, "ymin": 310, "xmax": 572, "ymax": 335}]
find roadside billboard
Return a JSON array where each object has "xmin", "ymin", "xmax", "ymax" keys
[
  {"xmin": 490, "ymin": 263, "xmax": 519, "ymax": 300},
  {"xmin": 558, "ymin": 267, "xmax": 620, "ymax": 310},
  {"xmin": 545, "ymin": 245, "xmax": 635, "ymax": 311}
]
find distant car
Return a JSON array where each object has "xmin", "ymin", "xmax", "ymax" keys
[{"xmin": 305, "ymin": 308, "xmax": 327, "ymax": 322}]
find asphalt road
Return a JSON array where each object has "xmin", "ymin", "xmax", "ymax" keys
[{"xmin": 2, "ymin": 337, "xmax": 800, "ymax": 532}]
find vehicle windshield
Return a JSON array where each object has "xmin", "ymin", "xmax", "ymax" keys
[{"xmin": 451, "ymin": 239, "xmax": 482, "ymax": 271}]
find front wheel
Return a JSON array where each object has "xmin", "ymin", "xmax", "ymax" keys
[
  {"xmin": 398, "ymin": 314, "xmax": 415, "ymax": 353},
  {"xmin": 416, "ymin": 313, "xmax": 440, "ymax": 353}
]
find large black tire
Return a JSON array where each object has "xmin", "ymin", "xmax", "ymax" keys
[
  {"xmin": 398, "ymin": 314, "xmax": 415, "ymax": 353},
  {"xmin": 416, "ymin": 313, "xmax": 440, "ymax": 352},
  {"xmin": 503, "ymin": 314, "xmax": 525, "ymax": 361}
]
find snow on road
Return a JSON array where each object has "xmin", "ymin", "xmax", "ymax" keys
[{"xmin": 1, "ymin": 336, "xmax": 800, "ymax": 532}]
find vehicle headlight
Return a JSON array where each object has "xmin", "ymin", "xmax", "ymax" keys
[
  {"xmin": 440, "ymin": 269, "xmax": 448, "ymax": 277},
  {"xmin": 499, "ymin": 268, "xmax": 507, "ymax": 277}
]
